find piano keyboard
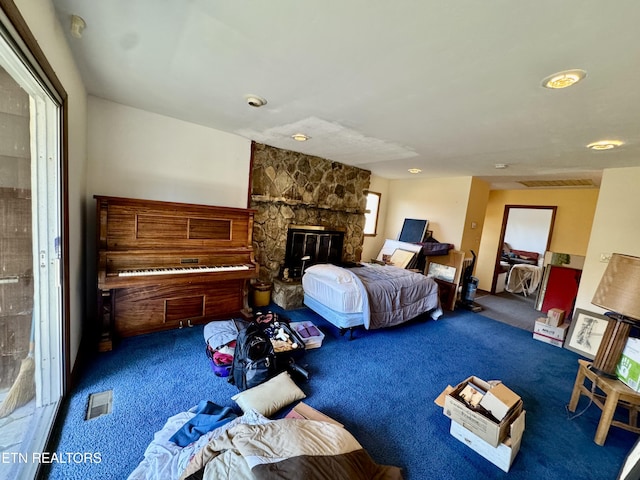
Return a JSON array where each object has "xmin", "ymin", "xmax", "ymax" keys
[{"xmin": 118, "ymin": 264, "xmax": 251, "ymax": 277}]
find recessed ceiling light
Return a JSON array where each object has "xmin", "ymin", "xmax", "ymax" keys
[
  {"xmin": 291, "ymin": 133, "xmax": 310, "ymax": 142},
  {"xmin": 542, "ymin": 69, "xmax": 587, "ymax": 89},
  {"xmin": 245, "ymin": 94, "xmax": 267, "ymax": 107},
  {"xmin": 408, "ymin": 168, "xmax": 422, "ymax": 174},
  {"xmin": 70, "ymin": 14, "xmax": 86, "ymax": 39},
  {"xmin": 494, "ymin": 164, "xmax": 508, "ymax": 169},
  {"xmin": 586, "ymin": 140, "xmax": 624, "ymax": 150}
]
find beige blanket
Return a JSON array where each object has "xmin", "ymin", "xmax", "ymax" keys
[{"xmin": 180, "ymin": 419, "xmax": 403, "ymax": 480}]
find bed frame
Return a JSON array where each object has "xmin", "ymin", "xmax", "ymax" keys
[{"xmin": 303, "ymin": 293, "xmax": 362, "ymax": 340}]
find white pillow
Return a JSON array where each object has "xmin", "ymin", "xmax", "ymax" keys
[
  {"xmin": 304, "ymin": 264, "xmax": 353, "ymax": 284},
  {"xmin": 232, "ymin": 372, "xmax": 306, "ymax": 417}
]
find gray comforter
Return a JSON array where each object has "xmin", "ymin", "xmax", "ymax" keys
[{"xmin": 349, "ymin": 264, "xmax": 442, "ymax": 329}]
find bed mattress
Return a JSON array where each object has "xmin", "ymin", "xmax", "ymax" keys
[{"xmin": 301, "ymin": 265, "xmax": 363, "ymax": 313}]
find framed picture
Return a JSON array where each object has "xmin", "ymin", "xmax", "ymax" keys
[
  {"xmin": 427, "ymin": 262, "xmax": 457, "ymax": 283},
  {"xmin": 389, "ymin": 248, "xmax": 415, "ymax": 269},
  {"xmin": 564, "ymin": 308, "xmax": 610, "ymax": 359}
]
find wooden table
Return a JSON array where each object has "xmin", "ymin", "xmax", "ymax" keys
[{"xmin": 568, "ymin": 359, "xmax": 640, "ymax": 445}]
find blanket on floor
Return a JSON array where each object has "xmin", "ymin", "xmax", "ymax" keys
[{"xmin": 180, "ymin": 418, "xmax": 403, "ymax": 480}]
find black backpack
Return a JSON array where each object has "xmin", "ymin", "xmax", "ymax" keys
[{"xmin": 229, "ymin": 322, "xmax": 277, "ymax": 391}]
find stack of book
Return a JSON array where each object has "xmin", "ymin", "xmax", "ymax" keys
[{"xmin": 289, "ymin": 321, "xmax": 325, "ymax": 349}]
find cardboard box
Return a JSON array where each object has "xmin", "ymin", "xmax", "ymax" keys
[
  {"xmin": 533, "ymin": 332, "xmax": 564, "ymax": 348},
  {"xmin": 534, "ymin": 320, "xmax": 568, "ymax": 340},
  {"xmin": 479, "ymin": 383, "xmax": 521, "ymax": 422},
  {"xmin": 436, "ymin": 376, "xmax": 523, "ymax": 447},
  {"xmin": 547, "ymin": 308, "xmax": 565, "ymax": 327},
  {"xmin": 285, "ymin": 402, "xmax": 343, "ymax": 427},
  {"xmin": 289, "ymin": 321, "xmax": 325, "ymax": 349},
  {"xmin": 449, "ymin": 410, "xmax": 526, "ymax": 472},
  {"xmin": 533, "ymin": 321, "xmax": 568, "ymax": 347},
  {"xmin": 617, "ymin": 337, "xmax": 640, "ymax": 392}
]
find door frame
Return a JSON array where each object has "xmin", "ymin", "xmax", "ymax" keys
[{"xmin": 491, "ymin": 205, "xmax": 557, "ymax": 293}]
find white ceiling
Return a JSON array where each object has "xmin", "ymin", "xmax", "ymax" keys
[{"xmin": 51, "ymin": 0, "xmax": 640, "ymax": 188}]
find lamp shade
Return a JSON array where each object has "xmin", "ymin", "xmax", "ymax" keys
[{"xmin": 592, "ymin": 253, "xmax": 640, "ymax": 320}]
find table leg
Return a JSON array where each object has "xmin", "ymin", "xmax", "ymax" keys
[
  {"xmin": 568, "ymin": 364, "xmax": 587, "ymax": 412},
  {"xmin": 594, "ymin": 390, "xmax": 619, "ymax": 446},
  {"xmin": 630, "ymin": 407, "xmax": 638, "ymax": 428}
]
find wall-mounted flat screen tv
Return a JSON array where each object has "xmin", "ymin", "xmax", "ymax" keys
[{"xmin": 398, "ymin": 218, "xmax": 429, "ymax": 243}]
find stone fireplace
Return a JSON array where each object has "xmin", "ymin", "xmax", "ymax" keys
[
  {"xmin": 250, "ymin": 143, "xmax": 371, "ymax": 283},
  {"xmin": 283, "ymin": 225, "xmax": 345, "ymax": 279}
]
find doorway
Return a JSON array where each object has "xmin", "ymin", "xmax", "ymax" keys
[
  {"xmin": 0, "ymin": 13, "xmax": 65, "ymax": 480},
  {"xmin": 491, "ymin": 205, "xmax": 556, "ymax": 296}
]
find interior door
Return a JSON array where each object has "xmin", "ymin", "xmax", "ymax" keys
[{"xmin": 491, "ymin": 205, "xmax": 557, "ymax": 293}]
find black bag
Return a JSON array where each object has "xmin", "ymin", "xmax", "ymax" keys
[{"xmin": 228, "ymin": 322, "xmax": 277, "ymax": 391}]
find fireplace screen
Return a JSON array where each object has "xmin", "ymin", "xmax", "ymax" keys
[{"xmin": 284, "ymin": 226, "xmax": 344, "ymax": 279}]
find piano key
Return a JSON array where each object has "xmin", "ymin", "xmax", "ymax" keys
[{"xmin": 118, "ymin": 264, "xmax": 251, "ymax": 277}]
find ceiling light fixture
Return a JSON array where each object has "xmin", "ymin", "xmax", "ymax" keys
[
  {"xmin": 245, "ymin": 94, "xmax": 267, "ymax": 107},
  {"xmin": 494, "ymin": 164, "xmax": 508, "ymax": 169},
  {"xmin": 587, "ymin": 140, "xmax": 624, "ymax": 151},
  {"xmin": 408, "ymin": 168, "xmax": 422, "ymax": 174},
  {"xmin": 70, "ymin": 14, "xmax": 86, "ymax": 39},
  {"xmin": 542, "ymin": 69, "xmax": 587, "ymax": 89},
  {"xmin": 291, "ymin": 133, "xmax": 310, "ymax": 142}
]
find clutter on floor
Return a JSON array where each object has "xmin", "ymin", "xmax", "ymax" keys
[
  {"xmin": 204, "ymin": 311, "xmax": 311, "ymax": 388},
  {"xmin": 532, "ymin": 307, "xmax": 568, "ymax": 347},
  {"xmin": 435, "ymin": 376, "xmax": 525, "ymax": 472},
  {"xmin": 290, "ymin": 321, "xmax": 325, "ymax": 349}
]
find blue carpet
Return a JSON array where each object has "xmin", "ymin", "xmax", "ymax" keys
[{"xmin": 43, "ymin": 307, "xmax": 636, "ymax": 479}]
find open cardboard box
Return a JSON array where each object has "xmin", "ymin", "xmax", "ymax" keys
[
  {"xmin": 435, "ymin": 376, "xmax": 523, "ymax": 447},
  {"xmin": 449, "ymin": 409, "xmax": 526, "ymax": 472}
]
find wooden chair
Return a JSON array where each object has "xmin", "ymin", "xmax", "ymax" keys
[{"xmin": 568, "ymin": 359, "xmax": 640, "ymax": 445}]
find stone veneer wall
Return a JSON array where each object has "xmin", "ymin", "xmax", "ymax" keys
[{"xmin": 251, "ymin": 143, "xmax": 371, "ymax": 281}]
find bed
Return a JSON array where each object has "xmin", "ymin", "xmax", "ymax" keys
[{"xmin": 302, "ymin": 263, "xmax": 442, "ymax": 336}]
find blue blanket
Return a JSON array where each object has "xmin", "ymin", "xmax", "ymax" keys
[{"xmin": 169, "ymin": 400, "xmax": 237, "ymax": 447}]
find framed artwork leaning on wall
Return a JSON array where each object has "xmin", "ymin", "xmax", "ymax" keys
[{"xmin": 565, "ymin": 308, "xmax": 610, "ymax": 360}]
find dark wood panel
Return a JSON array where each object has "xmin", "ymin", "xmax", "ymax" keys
[
  {"xmin": 113, "ymin": 280, "xmax": 246, "ymax": 337},
  {"xmin": 434, "ymin": 278, "xmax": 457, "ymax": 311},
  {"xmin": 99, "ymin": 196, "xmax": 255, "ymax": 251}
]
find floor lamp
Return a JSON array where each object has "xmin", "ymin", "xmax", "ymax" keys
[{"xmin": 590, "ymin": 253, "xmax": 640, "ymax": 377}]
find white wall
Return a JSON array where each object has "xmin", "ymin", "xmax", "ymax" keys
[
  {"xmin": 575, "ymin": 166, "xmax": 640, "ymax": 315},
  {"xmin": 87, "ymin": 96, "xmax": 252, "ymax": 207},
  {"xmin": 504, "ymin": 208, "xmax": 553, "ymax": 257},
  {"xmin": 16, "ymin": 0, "xmax": 88, "ymax": 370}
]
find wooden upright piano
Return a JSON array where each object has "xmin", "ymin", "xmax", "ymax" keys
[{"xmin": 95, "ymin": 195, "xmax": 258, "ymax": 351}]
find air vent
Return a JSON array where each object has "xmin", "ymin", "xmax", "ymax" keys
[
  {"xmin": 518, "ymin": 179, "xmax": 595, "ymax": 188},
  {"xmin": 86, "ymin": 390, "xmax": 113, "ymax": 420}
]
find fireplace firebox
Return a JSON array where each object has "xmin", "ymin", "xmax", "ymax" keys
[{"xmin": 284, "ymin": 225, "xmax": 344, "ymax": 279}]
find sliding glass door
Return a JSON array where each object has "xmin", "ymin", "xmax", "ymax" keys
[{"xmin": 0, "ymin": 14, "xmax": 63, "ymax": 480}]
